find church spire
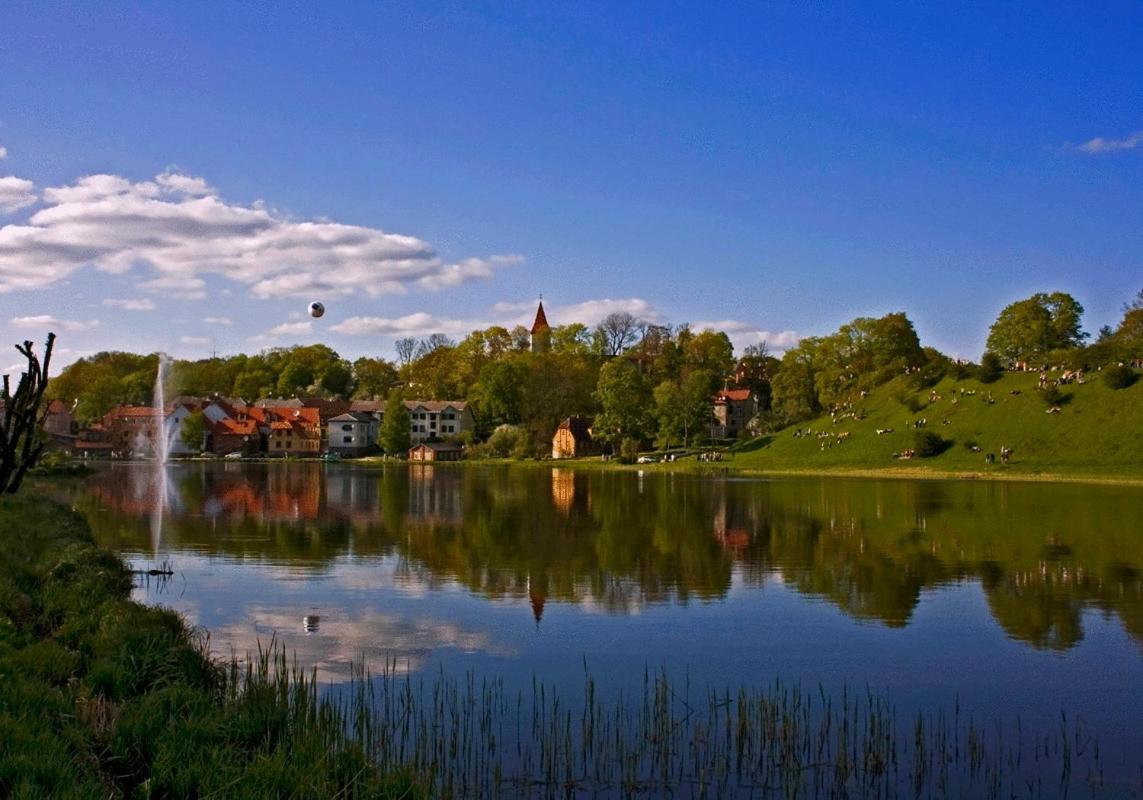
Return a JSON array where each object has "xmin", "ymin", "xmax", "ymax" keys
[{"xmin": 530, "ymin": 296, "xmax": 551, "ymax": 353}]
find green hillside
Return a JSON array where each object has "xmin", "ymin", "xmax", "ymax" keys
[{"xmin": 730, "ymin": 370, "xmax": 1143, "ymax": 479}]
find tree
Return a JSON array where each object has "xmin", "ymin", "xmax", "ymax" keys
[
  {"xmin": 770, "ymin": 340, "xmax": 821, "ymax": 423},
  {"xmin": 276, "ymin": 360, "xmax": 314, "ymax": 397},
  {"xmin": 985, "ymin": 292, "xmax": 1087, "ymax": 363},
  {"xmin": 683, "ymin": 330, "xmax": 735, "ymax": 380},
  {"xmin": 593, "ymin": 359, "xmax": 650, "ymax": 448},
  {"xmin": 0, "ymin": 334, "xmax": 54, "ymax": 493},
  {"xmin": 179, "ymin": 409, "xmax": 208, "ymax": 453},
  {"xmin": 351, "ymin": 357, "xmax": 399, "ymax": 399},
  {"xmin": 317, "ymin": 360, "xmax": 354, "ymax": 398},
  {"xmin": 378, "ymin": 390, "xmax": 411, "ymax": 455},
  {"xmin": 594, "ymin": 312, "xmax": 641, "ymax": 357},
  {"xmin": 394, "ymin": 337, "xmax": 417, "ymax": 367}
]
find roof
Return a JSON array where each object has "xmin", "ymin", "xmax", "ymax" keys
[
  {"xmin": 330, "ymin": 411, "xmax": 375, "ymax": 422},
  {"xmin": 46, "ymin": 399, "xmax": 69, "ymax": 414},
  {"xmin": 111, "ymin": 406, "xmax": 161, "ymax": 418},
  {"xmin": 212, "ymin": 418, "xmax": 258, "ymax": 436},
  {"xmin": 715, "ymin": 389, "xmax": 753, "ymax": 403},
  {"xmin": 410, "ymin": 441, "xmax": 463, "ymax": 452},
  {"xmin": 530, "ymin": 301, "xmax": 550, "ymax": 334},
  {"xmin": 556, "ymin": 415, "xmax": 594, "ymax": 443},
  {"xmin": 402, "ymin": 400, "xmax": 469, "ymax": 413},
  {"xmin": 349, "ymin": 400, "xmax": 384, "ymax": 413}
]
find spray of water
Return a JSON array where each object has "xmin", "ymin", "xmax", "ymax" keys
[{"xmin": 151, "ymin": 353, "xmax": 171, "ymax": 555}]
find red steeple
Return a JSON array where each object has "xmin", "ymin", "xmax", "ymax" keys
[{"xmin": 530, "ymin": 300, "xmax": 550, "ymax": 334}]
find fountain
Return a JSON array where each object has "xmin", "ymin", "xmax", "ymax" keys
[{"xmin": 150, "ymin": 353, "xmax": 172, "ymax": 555}]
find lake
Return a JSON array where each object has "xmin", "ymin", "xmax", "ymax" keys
[{"xmin": 59, "ymin": 462, "xmax": 1143, "ymax": 794}]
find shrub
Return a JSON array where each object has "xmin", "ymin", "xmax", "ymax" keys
[
  {"xmin": 897, "ymin": 393, "xmax": 925, "ymax": 413},
  {"xmin": 1103, "ymin": 365, "xmax": 1138, "ymax": 390},
  {"xmin": 977, "ymin": 352, "xmax": 1004, "ymax": 384},
  {"xmin": 1039, "ymin": 386, "xmax": 1070, "ymax": 406},
  {"xmin": 486, "ymin": 424, "xmax": 529, "ymax": 458},
  {"xmin": 619, "ymin": 438, "xmax": 640, "ymax": 464},
  {"xmin": 914, "ymin": 430, "xmax": 948, "ymax": 458}
]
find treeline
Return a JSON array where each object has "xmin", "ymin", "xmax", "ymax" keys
[{"xmin": 47, "ymin": 290, "xmax": 1143, "ymax": 453}]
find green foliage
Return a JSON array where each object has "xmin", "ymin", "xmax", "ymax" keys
[
  {"xmin": 484, "ymin": 424, "xmax": 530, "ymax": 458},
  {"xmin": 977, "ymin": 352, "xmax": 1004, "ymax": 383},
  {"xmin": 619, "ymin": 437, "xmax": 640, "ymax": 464},
  {"xmin": 0, "ymin": 496, "xmax": 422, "ymax": 798},
  {"xmin": 1103, "ymin": 365, "xmax": 1138, "ymax": 390},
  {"xmin": 179, "ymin": 409, "xmax": 208, "ymax": 453},
  {"xmin": 914, "ymin": 430, "xmax": 948, "ymax": 457},
  {"xmin": 985, "ymin": 292, "xmax": 1087, "ymax": 363},
  {"xmin": 593, "ymin": 359, "xmax": 651, "ymax": 447},
  {"xmin": 378, "ymin": 390, "xmax": 411, "ymax": 455}
]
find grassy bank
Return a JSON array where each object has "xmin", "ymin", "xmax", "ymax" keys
[{"xmin": 0, "ymin": 495, "xmax": 419, "ymax": 799}]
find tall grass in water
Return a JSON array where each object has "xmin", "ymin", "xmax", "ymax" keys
[{"xmin": 242, "ymin": 651, "xmax": 1123, "ymax": 799}]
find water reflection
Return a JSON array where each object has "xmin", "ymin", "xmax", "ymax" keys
[{"xmin": 65, "ymin": 463, "xmax": 1143, "ymax": 652}]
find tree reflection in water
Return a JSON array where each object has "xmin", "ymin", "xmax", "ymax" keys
[{"xmin": 63, "ymin": 463, "xmax": 1143, "ymax": 651}]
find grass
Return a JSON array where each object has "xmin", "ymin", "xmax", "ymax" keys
[
  {"xmin": 697, "ymin": 369, "xmax": 1143, "ymax": 481},
  {"xmin": 0, "ymin": 495, "xmax": 420, "ymax": 799}
]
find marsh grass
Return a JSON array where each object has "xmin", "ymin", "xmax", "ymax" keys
[{"xmin": 311, "ymin": 658, "xmax": 1120, "ymax": 799}]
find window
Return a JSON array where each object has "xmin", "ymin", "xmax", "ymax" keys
[
  {"xmin": 341, "ymin": 424, "xmax": 353, "ymax": 431},
  {"xmin": 343, "ymin": 435, "xmax": 353, "ymax": 443}
]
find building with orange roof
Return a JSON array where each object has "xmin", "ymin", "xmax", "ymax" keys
[{"xmin": 711, "ymin": 388, "xmax": 756, "ymax": 439}]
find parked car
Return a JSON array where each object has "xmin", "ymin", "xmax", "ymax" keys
[{"xmin": 636, "ymin": 455, "xmax": 658, "ymax": 464}]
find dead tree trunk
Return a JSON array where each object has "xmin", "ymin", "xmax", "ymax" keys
[{"xmin": 0, "ymin": 333, "xmax": 55, "ymax": 493}]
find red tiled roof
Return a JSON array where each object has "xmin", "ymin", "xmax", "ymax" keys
[
  {"xmin": 112, "ymin": 406, "xmax": 161, "ymax": 417},
  {"xmin": 213, "ymin": 418, "xmax": 258, "ymax": 436},
  {"xmin": 715, "ymin": 389, "xmax": 752, "ymax": 402},
  {"xmin": 530, "ymin": 301, "xmax": 550, "ymax": 334}
]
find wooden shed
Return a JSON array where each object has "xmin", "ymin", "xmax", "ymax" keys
[
  {"xmin": 552, "ymin": 415, "xmax": 601, "ymax": 459},
  {"xmin": 409, "ymin": 442, "xmax": 463, "ymax": 462}
]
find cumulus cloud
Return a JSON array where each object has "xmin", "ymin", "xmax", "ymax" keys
[
  {"xmin": 0, "ymin": 176, "xmax": 36, "ymax": 213},
  {"xmin": 0, "ymin": 169, "xmax": 519, "ymax": 296},
  {"xmin": 1077, "ymin": 130, "xmax": 1143, "ymax": 154},
  {"xmin": 10, "ymin": 315, "xmax": 99, "ymax": 332},
  {"xmin": 204, "ymin": 316, "xmax": 232, "ymax": 325},
  {"xmin": 102, "ymin": 297, "xmax": 156, "ymax": 311},
  {"xmin": 694, "ymin": 319, "xmax": 800, "ymax": 351},
  {"xmin": 0, "ymin": 146, "xmax": 7, "ymax": 159},
  {"xmin": 331, "ymin": 312, "xmax": 483, "ymax": 337},
  {"xmin": 248, "ymin": 321, "xmax": 312, "ymax": 343},
  {"xmin": 551, "ymin": 297, "xmax": 662, "ymax": 326}
]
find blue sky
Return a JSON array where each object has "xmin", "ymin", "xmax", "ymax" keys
[{"xmin": 1, "ymin": 2, "xmax": 1140, "ymax": 372}]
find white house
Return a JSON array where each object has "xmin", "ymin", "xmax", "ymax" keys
[
  {"xmin": 327, "ymin": 411, "xmax": 380, "ymax": 457},
  {"xmin": 399, "ymin": 401, "xmax": 474, "ymax": 441}
]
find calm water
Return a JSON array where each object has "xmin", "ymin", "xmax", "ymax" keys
[{"xmin": 59, "ymin": 463, "xmax": 1143, "ymax": 779}]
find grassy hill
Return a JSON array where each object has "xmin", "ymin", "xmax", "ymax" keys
[{"xmin": 728, "ymin": 369, "xmax": 1143, "ymax": 479}]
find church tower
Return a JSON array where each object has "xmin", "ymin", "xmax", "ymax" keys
[{"xmin": 530, "ymin": 298, "xmax": 551, "ymax": 353}]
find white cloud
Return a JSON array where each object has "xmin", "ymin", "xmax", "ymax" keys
[
  {"xmin": 179, "ymin": 336, "xmax": 211, "ymax": 346},
  {"xmin": 10, "ymin": 315, "xmax": 99, "ymax": 332},
  {"xmin": 102, "ymin": 297, "xmax": 156, "ymax": 311},
  {"xmin": 694, "ymin": 319, "xmax": 800, "ymax": 352},
  {"xmin": 1077, "ymin": 130, "xmax": 1143, "ymax": 154},
  {"xmin": 0, "ymin": 176, "xmax": 36, "ymax": 213},
  {"xmin": 0, "ymin": 169, "xmax": 519, "ymax": 296},
  {"xmin": 550, "ymin": 297, "xmax": 662, "ymax": 326},
  {"xmin": 0, "ymin": 146, "xmax": 7, "ymax": 159},
  {"xmin": 331, "ymin": 312, "xmax": 482, "ymax": 337},
  {"xmin": 248, "ymin": 321, "xmax": 313, "ymax": 343},
  {"xmin": 204, "ymin": 316, "xmax": 232, "ymax": 325}
]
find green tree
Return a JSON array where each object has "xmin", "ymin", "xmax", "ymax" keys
[
  {"xmin": 593, "ymin": 359, "xmax": 651, "ymax": 448},
  {"xmin": 351, "ymin": 357, "xmax": 400, "ymax": 399},
  {"xmin": 179, "ymin": 409, "xmax": 208, "ymax": 453},
  {"xmin": 770, "ymin": 340, "xmax": 821, "ymax": 423},
  {"xmin": 985, "ymin": 292, "xmax": 1087, "ymax": 363},
  {"xmin": 378, "ymin": 390, "xmax": 411, "ymax": 455},
  {"xmin": 277, "ymin": 361, "xmax": 314, "ymax": 397},
  {"xmin": 317, "ymin": 360, "xmax": 354, "ymax": 397}
]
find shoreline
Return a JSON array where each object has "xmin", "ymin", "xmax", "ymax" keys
[{"xmin": 103, "ymin": 453, "xmax": 1143, "ymax": 487}]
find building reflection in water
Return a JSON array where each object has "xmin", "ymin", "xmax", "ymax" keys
[{"xmin": 62, "ymin": 463, "xmax": 1143, "ymax": 652}]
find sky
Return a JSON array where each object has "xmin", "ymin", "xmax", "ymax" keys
[{"xmin": 1, "ymin": 2, "xmax": 1140, "ymax": 375}]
